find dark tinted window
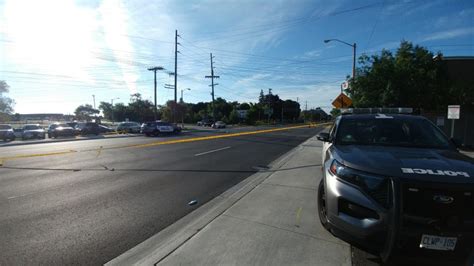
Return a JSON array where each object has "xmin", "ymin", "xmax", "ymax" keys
[
  {"xmin": 0, "ymin": 125, "xmax": 11, "ymax": 130},
  {"xmin": 157, "ymin": 122, "xmax": 172, "ymax": 126},
  {"xmin": 24, "ymin": 125, "xmax": 40, "ymax": 130},
  {"xmin": 336, "ymin": 117, "xmax": 451, "ymax": 149}
]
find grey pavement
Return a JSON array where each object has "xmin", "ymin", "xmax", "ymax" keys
[
  {"xmin": 110, "ymin": 135, "xmax": 351, "ymax": 266},
  {"xmin": 0, "ymin": 125, "xmax": 320, "ymax": 265}
]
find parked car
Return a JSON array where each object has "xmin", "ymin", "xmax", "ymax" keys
[
  {"xmin": 66, "ymin": 122, "xmax": 78, "ymax": 129},
  {"xmin": 47, "ymin": 123, "xmax": 75, "ymax": 138},
  {"xmin": 141, "ymin": 121, "xmax": 177, "ymax": 136},
  {"xmin": 0, "ymin": 124, "xmax": 16, "ymax": 141},
  {"xmin": 212, "ymin": 121, "xmax": 226, "ymax": 129},
  {"xmin": 317, "ymin": 108, "xmax": 474, "ymax": 262},
  {"xmin": 22, "ymin": 124, "xmax": 46, "ymax": 140},
  {"xmin": 197, "ymin": 120, "xmax": 214, "ymax": 127},
  {"xmin": 13, "ymin": 128, "xmax": 23, "ymax": 138},
  {"xmin": 75, "ymin": 122, "xmax": 101, "ymax": 135},
  {"xmin": 99, "ymin": 125, "xmax": 113, "ymax": 133},
  {"xmin": 172, "ymin": 123, "xmax": 182, "ymax": 133},
  {"xmin": 116, "ymin": 122, "xmax": 141, "ymax": 133}
]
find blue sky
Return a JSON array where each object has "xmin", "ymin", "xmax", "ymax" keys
[{"xmin": 0, "ymin": 0, "xmax": 473, "ymax": 114}]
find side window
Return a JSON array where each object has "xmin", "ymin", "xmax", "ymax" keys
[{"xmin": 329, "ymin": 119, "xmax": 338, "ymax": 140}]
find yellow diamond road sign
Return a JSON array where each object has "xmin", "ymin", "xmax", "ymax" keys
[{"xmin": 332, "ymin": 93, "xmax": 353, "ymax": 108}]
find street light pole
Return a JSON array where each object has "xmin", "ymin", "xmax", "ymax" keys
[
  {"xmin": 148, "ymin": 66, "xmax": 164, "ymax": 121},
  {"xmin": 110, "ymin": 97, "xmax": 119, "ymax": 124},
  {"xmin": 324, "ymin": 39, "xmax": 357, "ymax": 79},
  {"xmin": 180, "ymin": 88, "xmax": 190, "ymax": 127},
  {"xmin": 352, "ymin": 43, "xmax": 357, "ymax": 80},
  {"xmin": 324, "ymin": 39, "xmax": 357, "ymax": 109}
]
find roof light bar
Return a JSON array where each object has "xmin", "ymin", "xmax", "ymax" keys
[{"xmin": 341, "ymin": 108, "xmax": 413, "ymax": 115}]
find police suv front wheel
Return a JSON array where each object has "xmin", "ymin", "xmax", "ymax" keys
[{"xmin": 318, "ymin": 179, "xmax": 330, "ymax": 231}]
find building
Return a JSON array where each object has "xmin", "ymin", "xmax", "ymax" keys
[{"xmin": 425, "ymin": 56, "xmax": 474, "ymax": 148}]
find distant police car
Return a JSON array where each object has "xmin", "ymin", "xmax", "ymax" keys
[{"xmin": 317, "ymin": 108, "xmax": 474, "ymax": 262}]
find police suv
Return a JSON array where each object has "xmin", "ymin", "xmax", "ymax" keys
[{"xmin": 317, "ymin": 108, "xmax": 473, "ymax": 262}]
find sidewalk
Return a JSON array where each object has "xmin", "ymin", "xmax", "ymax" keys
[{"xmin": 107, "ymin": 135, "xmax": 351, "ymax": 266}]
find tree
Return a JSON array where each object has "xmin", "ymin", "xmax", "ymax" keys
[
  {"xmin": 98, "ymin": 102, "xmax": 113, "ymax": 121},
  {"xmin": 348, "ymin": 41, "xmax": 453, "ymax": 111},
  {"xmin": 238, "ymin": 103, "xmax": 251, "ymax": 110},
  {"xmin": 282, "ymin": 100, "xmax": 300, "ymax": 121},
  {"xmin": 0, "ymin": 81, "xmax": 15, "ymax": 122},
  {"xmin": 74, "ymin": 104, "xmax": 99, "ymax": 121},
  {"xmin": 330, "ymin": 108, "xmax": 341, "ymax": 117},
  {"xmin": 127, "ymin": 93, "xmax": 155, "ymax": 122},
  {"xmin": 228, "ymin": 109, "xmax": 240, "ymax": 124}
]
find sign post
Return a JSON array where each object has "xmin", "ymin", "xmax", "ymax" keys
[{"xmin": 447, "ymin": 105, "xmax": 460, "ymax": 138}]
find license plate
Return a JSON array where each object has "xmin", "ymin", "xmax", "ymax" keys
[{"xmin": 420, "ymin": 234, "xmax": 457, "ymax": 251}]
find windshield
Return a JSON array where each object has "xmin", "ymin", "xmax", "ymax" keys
[
  {"xmin": 23, "ymin": 125, "xmax": 40, "ymax": 130},
  {"xmin": 0, "ymin": 125, "xmax": 12, "ymax": 130},
  {"xmin": 336, "ymin": 117, "xmax": 452, "ymax": 149}
]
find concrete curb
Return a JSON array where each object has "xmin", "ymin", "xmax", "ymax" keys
[
  {"xmin": 0, "ymin": 134, "xmax": 142, "ymax": 148},
  {"xmin": 105, "ymin": 133, "xmax": 310, "ymax": 266}
]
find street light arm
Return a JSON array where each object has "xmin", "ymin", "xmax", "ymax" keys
[{"xmin": 324, "ymin": 38, "xmax": 354, "ymax": 47}]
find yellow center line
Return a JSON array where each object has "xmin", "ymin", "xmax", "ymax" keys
[
  {"xmin": 0, "ymin": 123, "xmax": 327, "ymax": 162},
  {"xmin": 0, "ymin": 150, "xmax": 77, "ymax": 161}
]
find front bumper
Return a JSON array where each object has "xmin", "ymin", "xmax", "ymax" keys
[
  {"xmin": 0, "ymin": 132, "xmax": 15, "ymax": 139},
  {"xmin": 324, "ymin": 169, "xmax": 474, "ymax": 256},
  {"xmin": 324, "ymin": 168, "xmax": 390, "ymax": 252}
]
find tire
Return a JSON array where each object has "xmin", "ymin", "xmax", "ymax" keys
[{"xmin": 318, "ymin": 179, "xmax": 331, "ymax": 231}]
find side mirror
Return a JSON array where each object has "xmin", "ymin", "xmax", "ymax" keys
[
  {"xmin": 451, "ymin": 138, "xmax": 462, "ymax": 148},
  {"xmin": 317, "ymin": 132, "xmax": 331, "ymax": 142}
]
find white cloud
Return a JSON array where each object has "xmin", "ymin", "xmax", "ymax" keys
[{"xmin": 421, "ymin": 27, "xmax": 474, "ymax": 42}]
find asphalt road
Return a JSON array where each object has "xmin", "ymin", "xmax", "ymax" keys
[{"xmin": 0, "ymin": 125, "xmax": 321, "ymax": 265}]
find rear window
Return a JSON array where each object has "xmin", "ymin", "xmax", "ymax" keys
[
  {"xmin": 24, "ymin": 125, "xmax": 40, "ymax": 130},
  {"xmin": 0, "ymin": 125, "xmax": 12, "ymax": 129},
  {"xmin": 157, "ymin": 122, "xmax": 172, "ymax": 126}
]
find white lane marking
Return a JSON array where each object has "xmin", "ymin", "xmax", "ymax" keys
[{"xmin": 194, "ymin": 146, "xmax": 231, "ymax": 157}]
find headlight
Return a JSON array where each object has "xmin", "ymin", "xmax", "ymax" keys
[{"xmin": 330, "ymin": 160, "xmax": 392, "ymax": 208}]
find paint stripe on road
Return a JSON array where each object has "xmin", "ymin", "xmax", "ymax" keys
[{"xmin": 194, "ymin": 146, "xmax": 231, "ymax": 157}]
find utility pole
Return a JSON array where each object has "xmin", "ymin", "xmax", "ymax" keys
[
  {"xmin": 340, "ymin": 83, "xmax": 344, "ymax": 108},
  {"xmin": 148, "ymin": 66, "xmax": 164, "ymax": 120},
  {"xmin": 305, "ymin": 101, "xmax": 308, "ymax": 123},
  {"xmin": 205, "ymin": 53, "xmax": 219, "ymax": 120},
  {"xmin": 174, "ymin": 29, "xmax": 179, "ymax": 123},
  {"xmin": 352, "ymin": 43, "xmax": 357, "ymax": 80}
]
